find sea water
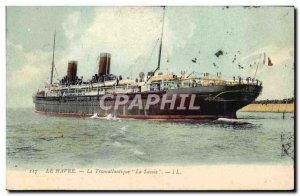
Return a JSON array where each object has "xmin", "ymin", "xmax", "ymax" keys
[{"xmin": 6, "ymin": 108, "xmax": 294, "ymax": 170}]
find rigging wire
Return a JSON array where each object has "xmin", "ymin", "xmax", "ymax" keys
[
  {"xmin": 253, "ymin": 52, "xmax": 263, "ymax": 79},
  {"xmin": 125, "ymin": 38, "xmax": 160, "ymax": 78},
  {"xmin": 54, "ymin": 65, "xmax": 59, "ymax": 79},
  {"xmin": 144, "ymin": 38, "xmax": 160, "ymax": 69}
]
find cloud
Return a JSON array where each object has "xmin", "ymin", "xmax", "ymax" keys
[
  {"xmin": 246, "ymin": 45, "xmax": 294, "ymax": 76},
  {"xmin": 7, "ymin": 41, "xmax": 50, "ymax": 89},
  {"xmin": 56, "ymin": 7, "xmax": 198, "ymax": 79},
  {"xmin": 241, "ymin": 45, "xmax": 293, "ymax": 65},
  {"xmin": 62, "ymin": 11, "xmax": 82, "ymax": 40},
  {"xmin": 7, "ymin": 40, "xmax": 23, "ymax": 50},
  {"xmin": 174, "ymin": 22, "xmax": 196, "ymax": 49},
  {"xmin": 55, "ymin": 8, "xmax": 165, "ymax": 78},
  {"xmin": 7, "ymin": 40, "xmax": 53, "ymax": 107}
]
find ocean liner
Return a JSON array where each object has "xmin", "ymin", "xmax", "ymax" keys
[{"xmin": 33, "ymin": 8, "xmax": 262, "ymax": 120}]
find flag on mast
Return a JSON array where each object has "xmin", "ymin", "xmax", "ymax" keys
[{"xmin": 268, "ymin": 57, "xmax": 273, "ymax": 66}]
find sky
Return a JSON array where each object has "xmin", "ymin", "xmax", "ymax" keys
[{"xmin": 6, "ymin": 6, "xmax": 294, "ymax": 108}]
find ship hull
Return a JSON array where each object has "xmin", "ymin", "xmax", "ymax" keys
[{"xmin": 33, "ymin": 84, "xmax": 262, "ymax": 120}]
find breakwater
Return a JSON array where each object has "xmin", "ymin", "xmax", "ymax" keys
[{"xmin": 239, "ymin": 104, "xmax": 294, "ymax": 113}]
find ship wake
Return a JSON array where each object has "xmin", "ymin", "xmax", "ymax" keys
[
  {"xmin": 217, "ymin": 118, "xmax": 245, "ymax": 123},
  {"xmin": 216, "ymin": 118, "xmax": 251, "ymax": 125},
  {"xmin": 89, "ymin": 113, "xmax": 120, "ymax": 121}
]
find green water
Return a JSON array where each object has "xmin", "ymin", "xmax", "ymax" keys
[{"xmin": 7, "ymin": 108, "xmax": 294, "ymax": 169}]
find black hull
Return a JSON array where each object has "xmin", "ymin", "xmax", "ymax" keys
[{"xmin": 33, "ymin": 84, "xmax": 262, "ymax": 119}]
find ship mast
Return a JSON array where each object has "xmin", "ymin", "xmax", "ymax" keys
[
  {"xmin": 153, "ymin": 6, "xmax": 166, "ymax": 75},
  {"xmin": 50, "ymin": 31, "xmax": 56, "ymax": 84},
  {"xmin": 157, "ymin": 7, "xmax": 165, "ymax": 72}
]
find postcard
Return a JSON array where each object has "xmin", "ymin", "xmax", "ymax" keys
[{"xmin": 6, "ymin": 6, "xmax": 294, "ymax": 190}]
